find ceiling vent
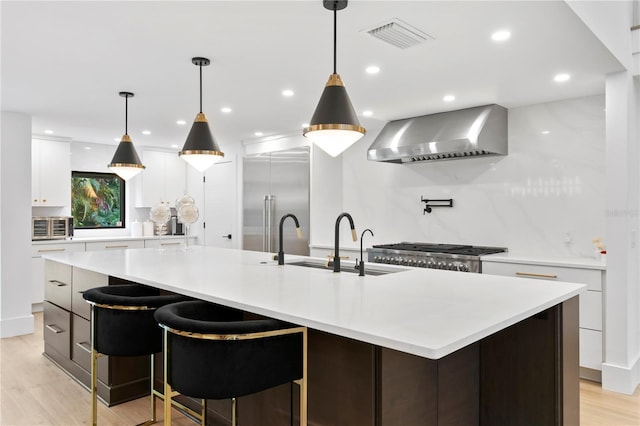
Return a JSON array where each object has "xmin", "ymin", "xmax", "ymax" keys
[{"xmin": 363, "ymin": 18, "xmax": 432, "ymax": 49}]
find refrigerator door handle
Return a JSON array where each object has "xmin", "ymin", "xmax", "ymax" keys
[{"xmin": 263, "ymin": 195, "xmax": 275, "ymax": 252}]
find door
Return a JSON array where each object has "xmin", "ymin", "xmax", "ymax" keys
[{"xmin": 204, "ymin": 156, "xmax": 237, "ymax": 248}]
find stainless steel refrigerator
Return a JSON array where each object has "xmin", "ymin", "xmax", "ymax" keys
[{"xmin": 242, "ymin": 147, "xmax": 310, "ymax": 256}]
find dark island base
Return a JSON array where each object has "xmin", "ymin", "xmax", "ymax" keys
[{"xmin": 161, "ymin": 296, "xmax": 578, "ymax": 426}]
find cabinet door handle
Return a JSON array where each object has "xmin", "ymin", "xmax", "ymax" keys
[
  {"xmin": 160, "ymin": 242, "xmax": 181, "ymax": 246},
  {"xmin": 45, "ymin": 324, "xmax": 64, "ymax": 334},
  {"xmin": 76, "ymin": 341, "xmax": 92, "ymax": 353},
  {"xmin": 38, "ymin": 248, "xmax": 66, "ymax": 253},
  {"xmin": 515, "ymin": 272, "xmax": 558, "ymax": 279},
  {"xmin": 105, "ymin": 245, "xmax": 128, "ymax": 249},
  {"xmin": 48, "ymin": 280, "xmax": 67, "ymax": 287}
]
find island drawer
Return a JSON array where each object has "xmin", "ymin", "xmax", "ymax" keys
[
  {"xmin": 71, "ymin": 314, "xmax": 108, "ymax": 382},
  {"xmin": 85, "ymin": 240, "xmax": 145, "ymax": 251},
  {"xmin": 44, "ymin": 261, "xmax": 72, "ymax": 311},
  {"xmin": 481, "ymin": 261, "xmax": 603, "ymax": 291},
  {"xmin": 72, "ymin": 268, "xmax": 108, "ymax": 320},
  {"xmin": 43, "ymin": 301, "xmax": 70, "ymax": 358},
  {"xmin": 580, "ymin": 328, "xmax": 602, "ymax": 371}
]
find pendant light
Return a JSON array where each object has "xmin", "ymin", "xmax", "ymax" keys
[
  {"xmin": 108, "ymin": 92, "xmax": 145, "ymax": 180},
  {"xmin": 179, "ymin": 57, "xmax": 224, "ymax": 173},
  {"xmin": 303, "ymin": 0, "xmax": 366, "ymax": 157}
]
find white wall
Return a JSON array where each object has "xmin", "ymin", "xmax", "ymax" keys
[
  {"xmin": 1, "ymin": 112, "xmax": 34, "ymax": 337},
  {"xmin": 335, "ymin": 95, "xmax": 606, "ymax": 259}
]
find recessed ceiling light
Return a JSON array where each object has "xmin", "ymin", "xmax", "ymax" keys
[
  {"xmin": 176, "ymin": 120, "xmax": 187, "ymax": 125},
  {"xmin": 554, "ymin": 73, "xmax": 571, "ymax": 83},
  {"xmin": 362, "ymin": 110, "xmax": 373, "ymax": 116},
  {"xmin": 541, "ymin": 130, "xmax": 550, "ymax": 135},
  {"xmin": 491, "ymin": 30, "xmax": 511, "ymax": 42},
  {"xmin": 221, "ymin": 107, "xmax": 232, "ymax": 113},
  {"xmin": 443, "ymin": 94, "xmax": 455, "ymax": 102},
  {"xmin": 254, "ymin": 131, "xmax": 263, "ymax": 137},
  {"xmin": 44, "ymin": 129, "xmax": 54, "ymax": 134},
  {"xmin": 282, "ymin": 89, "xmax": 294, "ymax": 97},
  {"xmin": 142, "ymin": 130, "xmax": 151, "ymax": 135},
  {"xmin": 302, "ymin": 123, "xmax": 310, "ymax": 128},
  {"xmin": 84, "ymin": 146, "xmax": 92, "ymax": 150},
  {"xmin": 365, "ymin": 65, "xmax": 380, "ymax": 74},
  {"xmin": 170, "ymin": 144, "xmax": 179, "ymax": 148},
  {"xmin": 114, "ymin": 138, "xmax": 120, "ymax": 142}
]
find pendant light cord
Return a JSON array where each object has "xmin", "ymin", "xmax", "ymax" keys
[
  {"xmin": 199, "ymin": 63, "xmax": 203, "ymax": 113},
  {"xmin": 333, "ymin": 8, "xmax": 337, "ymax": 74},
  {"xmin": 124, "ymin": 95, "xmax": 128, "ymax": 135}
]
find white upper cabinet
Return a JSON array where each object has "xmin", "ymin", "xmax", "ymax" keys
[
  {"xmin": 138, "ymin": 149, "xmax": 186, "ymax": 207},
  {"xmin": 32, "ymin": 139, "xmax": 71, "ymax": 207}
]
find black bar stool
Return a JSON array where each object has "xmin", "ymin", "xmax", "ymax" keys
[
  {"xmin": 82, "ymin": 284, "xmax": 190, "ymax": 426},
  {"xmin": 154, "ymin": 300, "xmax": 307, "ymax": 426}
]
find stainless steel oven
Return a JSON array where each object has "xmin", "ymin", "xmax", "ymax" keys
[
  {"xmin": 32, "ymin": 217, "xmax": 73, "ymax": 240},
  {"xmin": 368, "ymin": 242, "xmax": 506, "ymax": 273}
]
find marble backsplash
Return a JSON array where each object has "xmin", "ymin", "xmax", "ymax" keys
[{"xmin": 340, "ymin": 95, "xmax": 606, "ymax": 259}]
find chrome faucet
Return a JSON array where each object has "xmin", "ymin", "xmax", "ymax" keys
[
  {"xmin": 356, "ymin": 229, "xmax": 374, "ymax": 276},
  {"xmin": 277, "ymin": 213, "xmax": 303, "ymax": 265},
  {"xmin": 334, "ymin": 212, "xmax": 357, "ymax": 272}
]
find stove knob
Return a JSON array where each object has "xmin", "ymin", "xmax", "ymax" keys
[
  {"xmin": 416, "ymin": 260, "xmax": 425, "ymax": 268},
  {"xmin": 408, "ymin": 259, "xmax": 416, "ymax": 266},
  {"xmin": 374, "ymin": 256, "xmax": 381, "ymax": 263},
  {"xmin": 458, "ymin": 264, "xmax": 470, "ymax": 272},
  {"xmin": 447, "ymin": 263, "xmax": 455, "ymax": 270},
  {"xmin": 381, "ymin": 257, "xmax": 388, "ymax": 264},
  {"xmin": 437, "ymin": 262, "xmax": 446, "ymax": 269},
  {"xmin": 427, "ymin": 260, "xmax": 435, "ymax": 269}
]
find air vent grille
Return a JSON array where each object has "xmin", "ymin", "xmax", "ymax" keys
[
  {"xmin": 364, "ymin": 19, "xmax": 432, "ymax": 49},
  {"xmin": 410, "ymin": 150, "xmax": 493, "ymax": 162}
]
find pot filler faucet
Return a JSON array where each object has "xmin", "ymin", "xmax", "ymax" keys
[
  {"xmin": 277, "ymin": 214, "xmax": 304, "ymax": 265},
  {"xmin": 334, "ymin": 212, "xmax": 357, "ymax": 272}
]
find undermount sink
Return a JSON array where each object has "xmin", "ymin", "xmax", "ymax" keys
[{"xmin": 286, "ymin": 260, "xmax": 405, "ymax": 276}]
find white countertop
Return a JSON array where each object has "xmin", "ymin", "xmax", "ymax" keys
[
  {"xmin": 43, "ymin": 246, "xmax": 585, "ymax": 360},
  {"xmin": 481, "ymin": 252, "xmax": 606, "ymax": 270}
]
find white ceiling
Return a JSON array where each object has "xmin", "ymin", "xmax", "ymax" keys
[{"xmin": 1, "ymin": 1, "xmax": 623, "ymax": 152}]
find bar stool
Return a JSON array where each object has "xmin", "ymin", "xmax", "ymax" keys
[
  {"xmin": 154, "ymin": 300, "xmax": 307, "ymax": 426},
  {"xmin": 82, "ymin": 284, "xmax": 190, "ymax": 426}
]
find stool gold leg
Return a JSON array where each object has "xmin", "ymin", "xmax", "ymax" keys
[
  {"xmin": 231, "ymin": 397, "xmax": 237, "ymax": 426},
  {"xmin": 150, "ymin": 354, "xmax": 156, "ymax": 423},
  {"xmin": 90, "ymin": 306, "xmax": 98, "ymax": 426},
  {"xmin": 201, "ymin": 399, "xmax": 207, "ymax": 426},
  {"xmin": 163, "ymin": 328, "xmax": 172, "ymax": 426}
]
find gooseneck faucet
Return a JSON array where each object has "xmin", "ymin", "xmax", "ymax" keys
[
  {"xmin": 356, "ymin": 229, "xmax": 374, "ymax": 276},
  {"xmin": 334, "ymin": 212, "xmax": 357, "ymax": 272},
  {"xmin": 277, "ymin": 213, "xmax": 303, "ymax": 265}
]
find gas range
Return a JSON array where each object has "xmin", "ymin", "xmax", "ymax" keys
[{"xmin": 368, "ymin": 242, "xmax": 507, "ymax": 273}]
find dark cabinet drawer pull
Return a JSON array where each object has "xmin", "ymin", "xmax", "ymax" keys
[
  {"xmin": 48, "ymin": 280, "xmax": 67, "ymax": 287},
  {"xmin": 45, "ymin": 324, "xmax": 64, "ymax": 334},
  {"xmin": 76, "ymin": 341, "xmax": 92, "ymax": 353}
]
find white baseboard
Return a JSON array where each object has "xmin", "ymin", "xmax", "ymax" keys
[
  {"xmin": 0, "ymin": 314, "xmax": 34, "ymax": 338},
  {"xmin": 602, "ymin": 355, "xmax": 640, "ymax": 395}
]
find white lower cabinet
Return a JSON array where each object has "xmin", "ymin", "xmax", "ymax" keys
[
  {"xmin": 143, "ymin": 237, "xmax": 195, "ymax": 249},
  {"xmin": 85, "ymin": 240, "xmax": 145, "ymax": 251},
  {"xmin": 482, "ymin": 259, "xmax": 604, "ymax": 381},
  {"xmin": 31, "ymin": 242, "xmax": 85, "ymax": 311}
]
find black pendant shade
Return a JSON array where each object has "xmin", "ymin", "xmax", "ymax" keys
[
  {"xmin": 303, "ymin": 0, "xmax": 366, "ymax": 157},
  {"xmin": 307, "ymin": 74, "xmax": 364, "ymax": 133},
  {"xmin": 108, "ymin": 92, "xmax": 145, "ymax": 180},
  {"xmin": 179, "ymin": 57, "xmax": 224, "ymax": 173}
]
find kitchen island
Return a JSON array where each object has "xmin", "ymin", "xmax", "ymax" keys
[{"xmin": 43, "ymin": 246, "xmax": 584, "ymax": 425}]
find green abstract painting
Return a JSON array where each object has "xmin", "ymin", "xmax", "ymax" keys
[{"xmin": 71, "ymin": 171, "xmax": 125, "ymax": 228}]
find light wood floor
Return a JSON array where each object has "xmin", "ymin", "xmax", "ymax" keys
[{"xmin": 1, "ymin": 313, "xmax": 638, "ymax": 425}]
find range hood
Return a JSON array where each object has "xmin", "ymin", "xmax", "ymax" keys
[{"xmin": 367, "ymin": 104, "xmax": 507, "ymax": 163}]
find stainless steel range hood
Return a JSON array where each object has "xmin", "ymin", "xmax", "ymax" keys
[{"xmin": 367, "ymin": 104, "xmax": 507, "ymax": 163}]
